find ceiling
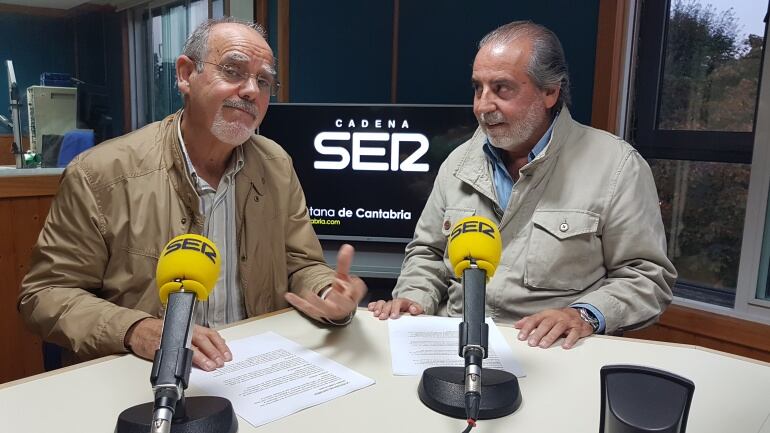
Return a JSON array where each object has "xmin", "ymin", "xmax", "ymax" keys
[{"xmin": 0, "ymin": 0, "xmax": 127, "ymax": 10}]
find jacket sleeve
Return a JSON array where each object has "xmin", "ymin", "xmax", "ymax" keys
[
  {"xmin": 18, "ymin": 163, "xmax": 152, "ymax": 360},
  {"xmin": 391, "ymin": 165, "xmax": 452, "ymax": 314},
  {"xmin": 574, "ymin": 150, "xmax": 676, "ymax": 333},
  {"xmin": 284, "ymin": 161, "xmax": 336, "ymax": 296}
]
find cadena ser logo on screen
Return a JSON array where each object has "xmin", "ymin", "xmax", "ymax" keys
[{"xmin": 313, "ymin": 118, "xmax": 429, "ymax": 172}]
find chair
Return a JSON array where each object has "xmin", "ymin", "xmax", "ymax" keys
[
  {"xmin": 57, "ymin": 129, "xmax": 94, "ymax": 168},
  {"xmin": 600, "ymin": 364, "xmax": 695, "ymax": 433}
]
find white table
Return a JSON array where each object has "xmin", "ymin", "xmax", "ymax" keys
[{"xmin": 2, "ymin": 308, "xmax": 770, "ymax": 432}]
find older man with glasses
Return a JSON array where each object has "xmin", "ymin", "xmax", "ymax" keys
[{"xmin": 18, "ymin": 17, "xmax": 366, "ymax": 371}]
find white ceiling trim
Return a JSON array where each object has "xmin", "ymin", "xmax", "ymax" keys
[{"xmin": 0, "ymin": 1, "xmax": 136, "ymax": 11}]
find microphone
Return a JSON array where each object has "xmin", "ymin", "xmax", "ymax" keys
[
  {"xmin": 416, "ymin": 216, "xmax": 520, "ymax": 426},
  {"xmin": 447, "ymin": 216, "xmax": 502, "ymax": 423},
  {"xmin": 115, "ymin": 235, "xmax": 237, "ymax": 433},
  {"xmin": 150, "ymin": 234, "xmax": 220, "ymax": 433}
]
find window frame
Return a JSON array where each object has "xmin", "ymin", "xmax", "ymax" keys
[
  {"xmin": 736, "ymin": 16, "xmax": 770, "ymax": 321},
  {"xmin": 633, "ymin": 0, "xmax": 762, "ymax": 165},
  {"xmin": 127, "ymin": 0, "xmax": 219, "ymax": 129},
  {"xmin": 628, "ymin": 0, "xmax": 770, "ymax": 324}
]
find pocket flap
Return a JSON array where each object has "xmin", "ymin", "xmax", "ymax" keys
[
  {"xmin": 441, "ymin": 208, "xmax": 476, "ymax": 236},
  {"xmin": 532, "ymin": 209, "xmax": 599, "ymax": 240}
]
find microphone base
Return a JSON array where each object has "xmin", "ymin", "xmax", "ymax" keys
[
  {"xmin": 418, "ymin": 366, "xmax": 521, "ymax": 420},
  {"xmin": 115, "ymin": 396, "xmax": 238, "ymax": 433}
]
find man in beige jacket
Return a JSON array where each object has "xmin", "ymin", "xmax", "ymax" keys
[
  {"xmin": 19, "ymin": 18, "xmax": 365, "ymax": 370},
  {"xmin": 369, "ymin": 21, "xmax": 676, "ymax": 349}
]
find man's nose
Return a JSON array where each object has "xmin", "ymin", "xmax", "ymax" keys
[
  {"xmin": 475, "ymin": 88, "xmax": 496, "ymax": 113},
  {"xmin": 238, "ymin": 76, "xmax": 259, "ymax": 101}
]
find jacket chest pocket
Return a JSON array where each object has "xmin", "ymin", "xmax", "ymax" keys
[{"xmin": 524, "ymin": 209, "xmax": 605, "ymax": 291}]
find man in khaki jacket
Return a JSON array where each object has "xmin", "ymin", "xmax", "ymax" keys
[
  {"xmin": 19, "ymin": 18, "xmax": 365, "ymax": 370},
  {"xmin": 369, "ymin": 21, "xmax": 676, "ymax": 349}
]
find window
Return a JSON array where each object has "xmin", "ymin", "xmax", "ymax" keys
[
  {"xmin": 746, "ymin": 21, "xmax": 770, "ymax": 311},
  {"xmin": 129, "ymin": 0, "xmax": 209, "ymax": 128},
  {"xmin": 648, "ymin": 159, "xmax": 750, "ymax": 307},
  {"xmin": 632, "ymin": 0, "xmax": 769, "ymax": 315},
  {"xmin": 757, "ymin": 203, "xmax": 770, "ymax": 302},
  {"xmin": 635, "ymin": 0, "xmax": 763, "ymax": 163},
  {"xmin": 657, "ymin": 3, "xmax": 761, "ymax": 134},
  {"xmin": 212, "ymin": 0, "xmax": 225, "ymax": 18}
]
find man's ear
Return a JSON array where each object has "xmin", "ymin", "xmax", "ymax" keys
[
  {"xmin": 543, "ymin": 86, "xmax": 560, "ymax": 110},
  {"xmin": 176, "ymin": 55, "xmax": 196, "ymax": 96}
]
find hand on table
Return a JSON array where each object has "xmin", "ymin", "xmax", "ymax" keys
[
  {"xmin": 367, "ymin": 298, "xmax": 424, "ymax": 320},
  {"xmin": 514, "ymin": 307, "xmax": 593, "ymax": 349},
  {"xmin": 125, "ymin": 317, "xmax": 232, "ymax": 371}
]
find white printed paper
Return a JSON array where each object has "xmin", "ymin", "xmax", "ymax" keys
[
  {"xmin": 190, "ymin": 332, "xmax": 375, "ymax": 428},
  {"xmin": 388, "ymin": 315, "xmax": 525, "ymax": 377}
]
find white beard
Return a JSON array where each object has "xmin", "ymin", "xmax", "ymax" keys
[
  {"xmin": 210, "ymin": 107, "xmax": 257, "ymax": 146},
  {"xmin": 482, "ymin": 99, "xmax": 547, "ymax": 152}
]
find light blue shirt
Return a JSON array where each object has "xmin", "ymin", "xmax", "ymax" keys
[
  {"xmin": 482, "ymin": 119, "xmax": 606, "ymax": 333},
  {"xmin": 482, "ymin": 121, "xmax": 555, "ymax": 211}
]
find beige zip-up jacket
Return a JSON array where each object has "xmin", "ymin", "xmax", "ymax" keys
[
  {"xmin": 18, "ymin": 111, "xmax": 335, "ymax": 361},
  {"xmin": 393, "ymin": 109, "xmax": 676, "ymax": 333}
]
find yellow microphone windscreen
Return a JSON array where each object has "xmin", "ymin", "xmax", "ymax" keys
[
  {"xmin": 156, "ymin": 234, "xmax": 221, "ymax": 304},
  {"xmin": 447, "ymin": 216, "xmax": 502, "ymax": 279}
]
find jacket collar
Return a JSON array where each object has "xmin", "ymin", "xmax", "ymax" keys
[
  {"xmin": 161, "ymin": 110, "xmax": 261, "ymax": 230},
  {"xmin": 159, "ymin": 111, "xmax": 202, "ymax": 229},
  {"xmin": 453, "ymin": 107, "xmax": 575, "ymax": 200},
  {"xmin": 453, "ymin": 127, "xmax": 497, "ymax": 202}
]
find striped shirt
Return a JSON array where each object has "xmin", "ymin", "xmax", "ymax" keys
[{"xmin": 177, "ymin": 117, "xmax": 246, "ymax": 328}]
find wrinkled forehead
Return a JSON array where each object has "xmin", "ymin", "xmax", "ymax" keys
[{"xmin": 208, "ymin": 23, "xmax": 276, "ymax": 74}]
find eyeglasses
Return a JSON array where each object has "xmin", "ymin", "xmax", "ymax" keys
[{"xmin": 194, "ymin": 60, "xmax": 281, "ymax": 97}]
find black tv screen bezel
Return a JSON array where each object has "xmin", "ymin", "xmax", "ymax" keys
[{"xmin": 258, "ymin": 103, "xmax": 478, "ymax": 244}]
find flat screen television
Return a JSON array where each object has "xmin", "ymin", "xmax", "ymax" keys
[{"xmin": 259, "ymin": 104, "xmax": 478, "ymax": 243}]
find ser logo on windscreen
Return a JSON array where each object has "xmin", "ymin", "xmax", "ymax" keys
[{"xmin": 313, "ymin": 118, "xmax": 429, "ymax": 172}]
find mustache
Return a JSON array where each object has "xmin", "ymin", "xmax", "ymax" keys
[
  {"xmin": 223, "ymin": 99, "xmax": 258, "ymax": 117},
  {"xmin": 480, "ymin": 111, "xmax": 505, "ymax": 125}
]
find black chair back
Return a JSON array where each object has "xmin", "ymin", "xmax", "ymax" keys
[{"xmin": 600, "ymin": 364, "xmax": 695, "ymax": 433}]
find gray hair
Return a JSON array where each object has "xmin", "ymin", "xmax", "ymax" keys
[
  {"xmin": 478, "ymin": 21, "xmax": 571, "ymax": 110},
  {"xmin": 182, "ymin": 17, "xmax": 269, "ymax": 73}
]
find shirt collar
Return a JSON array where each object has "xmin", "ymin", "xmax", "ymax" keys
[
  {"xmin": 177, "ymin": 110, "xmax": 245, "ymax": 189},
  {"xmin": 482, "ymin": 116, "xmax": 556, "ymax": 166}
]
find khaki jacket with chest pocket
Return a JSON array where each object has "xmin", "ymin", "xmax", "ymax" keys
[
  {"xmin": 18, "ymin": 111, "xmax": 334, "ymax": 361},
  {"xmin": 393, "ymin": 109, "xmax": 676, "ymax": 333}
]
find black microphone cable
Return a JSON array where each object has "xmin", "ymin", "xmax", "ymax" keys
[{"xmin": 461, "ymin": 417, "xmax": 477, "ymax": 433}]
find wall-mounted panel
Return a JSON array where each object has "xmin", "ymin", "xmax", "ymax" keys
[
  {"xmin": 288, "ymin": 0, "xmax": 394, "ymax": 103},
  {"xmin": 396, "ymin": 0, "xmax": 599, "ymax": 124}
]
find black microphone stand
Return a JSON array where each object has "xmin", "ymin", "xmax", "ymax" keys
[
  {"xmin": 417, "ymin": 261, "xmax": 522, "ymax": 421},
  {"xmin": 115, "ymin": 289, "xmax": 237, "ymax": 433}
]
